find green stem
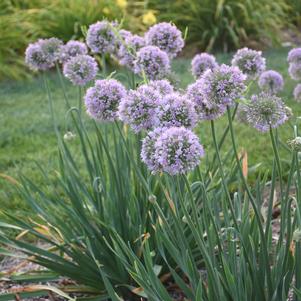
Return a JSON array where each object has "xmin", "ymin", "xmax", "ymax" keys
[
  {"xmin": 102, "ymin": 55, "xmax": 107, "ymax": 77},
  {"xmin": 78, "ymin": 86, "xmax": 82, "ymax": 118},
  {"xmin": 210, "ymin": 120, "xmax": 239, "ymax": 229},
  {"xmin": 226, "ymin": 106, "xmax": 273, "ymax": 298}
]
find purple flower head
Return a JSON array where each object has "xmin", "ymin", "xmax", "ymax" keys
[
  {"xmin": 59, "ymin": 40, "xmax": 88, "ymax": 63},
  {"xmin": 114, "ymin": 29, "xmax": 132, "ymax": 59},
  {"xmin": 86, "ymin": 21, "xmax": 117, "ymax": 54},
  {"xmin": 293, "ymin": 84, "xmax": 301, "ymax": 102},
  {"xmin": 145, "ymin": 22, "xmax": 184, "ymax": 58},
  {"xmin": 153, "ymin": 127, "xmax": 204, "ymax": 175},
  {"xmin": 134, "ymin": 46, "xmax": 170, "ymax": 80},
  {"xmin": 288, "ymin": 63, "xmax": 301, "ymax": 81},
  {"xmin": 199, "ymin": 64, "xmax": 246, "ymax": 108},
  {"xmin": 118, "ymin": 84, "xmax": 161, "ymax": 132},
  {"xmin": 148, "ymin": 79, "xmax": 174, "ymax": 96},
  {"xmin": 288, "ymin": 48, "xmax": 301, "ymax": 64},
  {"xmin": 141, "ymin": 127, "xmax": 165, "ymax": 173},
  {"xmin": 191, "ymin": 53, "xmax": 218, "ymax": 78},
  {"xmin": 25, "ymin": 38, "xmax": 62, "ymax": 70},
  {"xmin": 157, "ymin": 93, "xmax": 197, "ymax": 128},
  {"xmin": 243, "ymin": 92, "xmax": 288, "ymax": 132},
  {"xmin": 63, "ymin": 55, "xmax": 98, "ymax": 86},
  {"xmin": 186, "ymin": 79, "xmax": 226, "ymax": 120},
  {"xmin": 84, "ymin": 79, "xmax": 126, "ymax": 121},
  {"xmin": 258, "ymin": 70, "xmax": 284, "ymax": 94},
  {"xmin": 118, "ymin": 34, "xmax": 145, "ymax": 69},
  {"xmin": 231, "ymin": 47, "xmax": 266, "ymax": 79}
]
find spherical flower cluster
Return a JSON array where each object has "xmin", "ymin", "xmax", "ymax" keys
[
  {"xmin": 199, "ymin": 64, "xmax": 246, "ymax": 108},
  {"xmin": 118, "ymin": 84, "xmax": 161, "ymax": 132},
  {"xmin": 288, "ymin": 63, "xmax": 301, "ymax": 81},
  {"xmin": 293, "ymin": 84, "xmax": 301, "ymax": 102},
  {"xmin": 25, "ymin": 38, "xmax": 62, "ymax": 70},
  {"xmin": 148, "ymin": 79, "xmax": 174, "ymax": 96},
  {"xmin": 242, "ymin": 92, "xmax": 288, "ymax": 132},
  {"xmin": 141, "ymin": 127, "xmax": 165, "ymax": 173},
  {"xmin": 145, "ymin": 22, "xmax": 184, "ymax": 58},
  {"xmin": 119, "ymin": 34, "xmax": 145, "ymax": 68},
  {"xmin": 287, "ymin": 48, "xmax": 301, "ymax": 64},
  {"xmin": 231, "ymin": 47, "xmax": 266, "ymax": 79},
  {"xmin": 157, "ymin": 93, "xmax": 197, "ymax": 128},
  {"xmin": 86, "ymin": 21, "xmax": 117, "ymax": 54},
  {"xmin": 84, "ymin": 79, "xmax": 126, "ymax": 121},
  {"xmin": 152, "ymin": 127, "xmax": 204, "ymax": 175},
  {"xmin": 59, "ymin": 40, "xmax": 88, "ymax": 63},
  {"xmin": 186, "ymin": 80, "xmax": 226, "ymax": 120},
  {"xmin": 191, "ymin": 53, "xmax": 218, "ymax": 78},
  {"xmin": 114, "ymin": 29, "xmax": 132, "ymax": 59},
  {"xmin": 258, "ymin": 70, "xmax": 284, "ymax": 94},
  {"xmin": 63, "ymin": 55, "xmax": 98, "ymax": 86},
  {"xmin": 134, "ymin": 46, "xmax": 170, "ymax": 80}
]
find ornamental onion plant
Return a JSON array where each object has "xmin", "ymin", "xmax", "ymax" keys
[{"xmin": 1, "ymin": 22, "xmax": 301, "ymax": 301}]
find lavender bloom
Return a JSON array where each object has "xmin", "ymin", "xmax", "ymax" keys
[
  {"xmin": 288, "ymin": 48, "xmax": 301, "ymax": 64},
  {"xmin": 59, "ymin": 40, "xmax": 88, "ymax": 63},
  {"xmin": 25, "ymin": 43, "xmax": 51, "ymax": 71},
  {"xmin": 84, "ymin": 79, "xmax": 126, "ymax": 121},
  {"xmin": 145, "ymin": 22, "xmax": 184, "ymax": 58},
  {"xmin": 157, "ymin": 93, "xmax": 197, "ymax": 128},
  {"xmin": 231, "ymin": 47, "xmax": 266, "ymax": 79},
  {"xmin": 25, "ymin": 38, "xmax": 62, "ymax": 70},
  {"xmin": 118, "ymin": 84, "xmax": 161, "ymax": 132},
  {"xmin": 288, "ymin": 63, "xmax": 301, "ymax": 81},
  {"xmin": 86, "ymin": 21, "xmax": 117, "ymax": 54},
  {"xmin": 258, "ymin": 70, "xmax": 284, "ymax": 94},
  {"xmin": 293, "ymin": 84, "xmax": 301, "ymax": 102},
  {"xmin": 118, "ymin": 34, "xmax": 145, "ymax": 69},
  {"xmin": 153, "ymin": 127, "xmax": 204, "ymax": 175},
  {"xmin": 243, "ymin": 92, "xmax": 288, "ymax": 132},
  {"xmin": 148, "ymin": 80, "xmax": 174, "ymax": 96},
  {"xmin": 134, "ymin": 46, "xmax": 170, "ymax": 80},
  {"xmin": 186, "ymin": 79, "xmax": 226, "ymax": 120},
  {"xmin": 191, "ymin": 53, "xmax": 218, "ymax": 78},
  {"xmin": 63, "ymin": 55, "xmax": 98, "ymax": 86},
  {"xmin": 200, "ymin": 64, "xmax": 246, "ymax": 108},
  {"xmin": 141, "ymin": 127, "xmax": 165, "ymax": 173}
]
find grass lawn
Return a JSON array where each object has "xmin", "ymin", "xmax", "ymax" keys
[{"xmin": 0, "ymin": 47, "xmax": 300, "ymax": 217}]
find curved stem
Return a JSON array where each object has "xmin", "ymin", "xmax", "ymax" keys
[{"xmin": 226, "ymin": 106, "xmax": 273, "ymax": 297}]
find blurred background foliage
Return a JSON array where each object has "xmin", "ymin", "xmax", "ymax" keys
[{"xmin": 0, "ymin": 0, "xmax": 301, "ymax": 80}]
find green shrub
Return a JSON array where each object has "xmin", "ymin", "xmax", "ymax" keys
[{"xmin": 148, "ymin": 0, "xmax": 289, "ymax": 51}]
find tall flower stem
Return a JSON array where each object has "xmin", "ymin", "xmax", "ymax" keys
[
  {"xmin": 210, "ymin": 120, "xmax": 238, "ymax": 229},
  {"xmin": 78, "ymin": 86, "xmax": 82, "ymax": 118},
  {"xmin": 226, "ymin": 106, "xmax": 273, "ymax": 297},
  {"xmin": 102, "ymin": 55, "xmax": 107, "ymax": 77}
]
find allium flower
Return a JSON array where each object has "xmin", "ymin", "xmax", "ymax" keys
[
  {"xmin": 186, "ymin": 79, "xmax": 226, "ymax": 120},
  {"xmin": 63, "ymin": 55, "xmax": 98, "ymax": 86},
  {"xmin": 293, "ymin": 84, "xmax": 301, "ymax": 102},
  {"xmin": 231, "ymin": 47, "xmax": 266, "ymax": 79},
  {"xmin": 258, "ymin": 70, "xmax": 284, "ymax": 94},
  {"xmin": 153, "ymin": 127, "xmax": 204, "ymax": 175},
  {"xmin": 191, "ymin": 53, "xmax": 218, "ymax": 78},
  {"xmin": 25, "ymin": 38, "xmax": 62, "ymax": 70},
  {"xmin": 86, "ymin": 21, "xmax": 117, "ymax": 54},
  {"xmin": 148, "ymin": 79, "xmax": 174, "ymax": 96},
  {"xmin": 288, "ymin": 48, "xmax": 301, "ymax": 64},
  {"xmin": 199, "ymin": 64, "xmax": 246, "ymax": 108},
  {"xmin": 141, "ymin": 127, "xmax": 165, "ymax": 173},
  {"xmin": 134, "ymin": 46, "xmax": 170, "ymax": 80},
  {"xmin": 118, "ymin": 84, "xmax": 161, "ymax": 132},
  {"xmin": 288, "ymin": 63, "xmax": 301, "ymax": 81},
  {"xmin": 157, "ymin": 93, "xmax": 197, "ymax": 128},
  {"xmin": 288, "ymin": 136, "xmax": 301, "ymax": 152},
  {"xmin": 145, "ymin": 22, "xmax": 184, "ymax": 58},
  {"xmin": 84, "ymin": 79, "xmax": 126, "ymax": 121},
  {"xmin": 59, "ymin": 40, "xmax": 88, "ymax": 63},
  {"xmin": 118, "ymin": 34, "xmax": 145, "ymax": 68},
  {"xmin": 243, "ymin": 92, "xmax": 288, "ymax": 132}
]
